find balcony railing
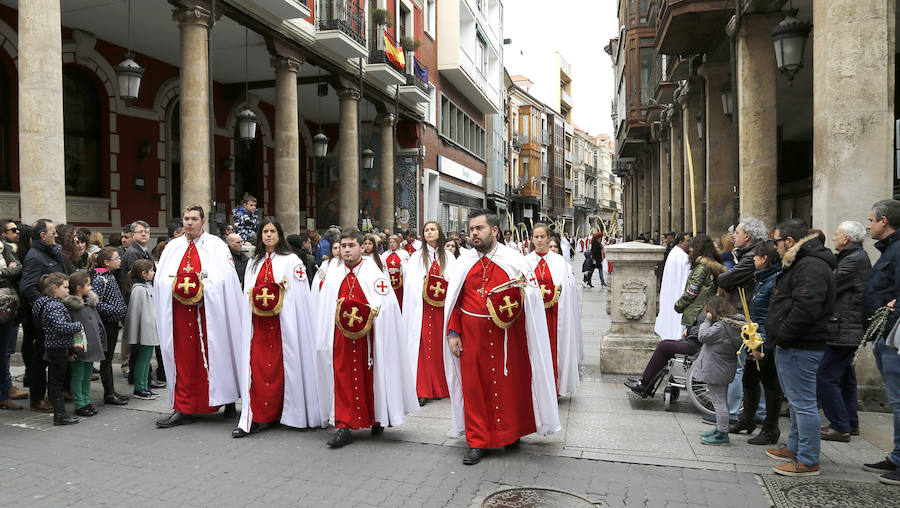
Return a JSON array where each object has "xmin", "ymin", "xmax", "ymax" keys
[
  {"xmin": 317, "ymin": 0, "xmax": 366, "ymax": 47},
  {"xmin": 585, "ymin": 197, "xmax": 597, "ymax": 208},
  {"xmin": 405, "ymin": 64, "xmax": 431, "ymax": 93},
  {"xmin": 368, "ymin": 28, "xmax": 404, "ymax": 73}
]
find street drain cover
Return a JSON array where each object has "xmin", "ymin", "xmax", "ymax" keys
[
  {"xmin": 483, "ymin": 487, "xmax": 594, "ymax": 507},
  {"xmin": 761, "ymin": 476, "xmax": 896, "ymax": 507}
]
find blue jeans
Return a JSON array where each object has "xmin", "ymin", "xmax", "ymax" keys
[
  {"xmin": 816, "ymin": 345, "xmax": 859, "ymax": 433},
  {"xmin": 729, "ymin": 349, "xmax": 767, "ymax": 419},
  {"xmin": 0, "ymin": 320, "xmax": 15, "ymax": 397},
  {"xmin": 873, "ymin": 338, "xmax": 900, "ymax": 466},
  {"xmin": 775, "ymin": 346, "xmax": 824, "ymax": 467}
]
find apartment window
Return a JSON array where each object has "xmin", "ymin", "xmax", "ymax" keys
[
  {"xmin": 439, "ymin": 94, "xmax": 486, "ymax": 159},
  {"xmin": 427, "ymin": 87, "xmax": 437, "ymax": 125},
  {"xmin": 399, "ymin": 4, "xmax": 410, "ymax": 40},
  {"xmin": 424, "ymin": 0, "xmax": 436, "ymax": 38},
  {"xmin": 476, "ymin": 33, "xmax": 488, "ymax": 76},
  {"xmin": 640, "ymin": 47, "xmax": 654, "ymax": 105}
]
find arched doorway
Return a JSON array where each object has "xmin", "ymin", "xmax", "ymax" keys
[
  {"xmin": 233, "ymin": 124, "xmax": 260, "ymax": 205},
  {"xmin": 62, "ymin": 66, "xmax": 102, "ymax": 197}
]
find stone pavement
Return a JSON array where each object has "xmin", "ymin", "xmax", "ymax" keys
[{"xmin": 1, "ymin": 256, "xmax": 895, "ymax": 507}]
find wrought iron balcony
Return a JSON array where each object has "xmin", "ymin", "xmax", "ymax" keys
[{"xmin": 317, "ymin": 0, "xmax": 366, "ymax": 47}]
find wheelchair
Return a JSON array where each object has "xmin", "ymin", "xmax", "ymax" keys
[{"xmin": 639, "ymin": 353, "xmax": 714, "ymax": 415}]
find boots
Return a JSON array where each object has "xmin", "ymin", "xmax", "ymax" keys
[
  {"xmin": 728, "ymin": 418, "xmax": 756, "ymax": 435},
  {"xmin": 748, "ymin": 426, "xmax": 780, "ymax": 445},
  {"xmin": 51, "ymin": 396, "xmax": 78, "ymax": 426}
]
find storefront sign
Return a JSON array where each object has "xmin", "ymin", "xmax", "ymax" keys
[{"xmin": 438, "ymin": 156, "xmax": 483, "ymax": 188}]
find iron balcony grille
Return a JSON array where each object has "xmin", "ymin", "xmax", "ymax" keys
[
  {"xmin": 318, "ymin": 0, "xmax": 366, "ymax": 47},
  {"xmin": 369, "ymin": 29, "xmax": 404, "ymax": 73}
]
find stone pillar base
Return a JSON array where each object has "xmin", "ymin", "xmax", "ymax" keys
[{"xmin": 600, "ymin": 333, "xmax": 659, "ymax": 375}]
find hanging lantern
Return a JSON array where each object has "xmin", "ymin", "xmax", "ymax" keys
[
  {"xmin": 696, "ymin": 112, "xmax": 704, "ymax": 140},
  {"xmin": 313, "ymin": 131, "xmax": 329, "ymax": 158},
  {"xmin": 771, "ymin": 9, "xmax": 810, "ymax": 85},
  {"xmin": 237, "ymin": 107, "xmax": 257, "ymax": 142},
  {"xmin": 720, "ymin": 82, "xmax": 734, "ymax": 118},
  {"xmin": 362, "ymin": 147, "xmax": 375, "ymax": 169},
  {"xmin": 116, "ymin": 56, "xmax": 144, "ymax": 101}
]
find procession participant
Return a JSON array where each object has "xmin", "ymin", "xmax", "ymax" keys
[
  {"xmin": 362, "ymin": 233, "xmax": 384, "ymax": 271},
  {"xmin": 234, "ymin": 218, "xmax": 322, "ymax": 438},
  {"xmin": 380, "ymin": 235, "xmax": 409, "ymax": 310},
  {"xmin": 314, "ymin": 228, "xmax": 418, "ymax": 447},
  {"xmin": 655, "ymin": 233, "xmax": 691, "ymax": 341},
  {"xmin": 525, "ymin": 223, "xmax": 581, "ymax": 396},
  {"xmin": 402, "ymin": 229, "xmax": 421, "ymax": 255},
  {"xmin": 313, "ymin": 242, "xmax": 341, "ymax": 296},
  {"xmin": 154, "ymin": 205, "xmax": 243, "ymax": 428},
  {"xmin": 443, "ymin": 210, "xmax": 560, "ymax": 465},
  {"xmin": 403, "ymin": 222, "xmax": 457, "ymax": 406}
]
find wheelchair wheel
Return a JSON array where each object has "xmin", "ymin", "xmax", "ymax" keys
[
  {"xmin": 685, "ymin": 364, "xmax": 715, "ymax": 416},
  {"xmin": 663, "ymin": 387, "xmax": 679, "ymax": 411}
]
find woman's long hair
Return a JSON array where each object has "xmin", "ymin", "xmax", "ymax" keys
[
  {"xmin": 703, "ymin": 295, "xmax": 737, "ymax": 322},
  {"xmin": 687, "ymin": 234, "xmax": 722, "ymax": 267},
  {"xmin": 125, "ymin": 259, "xmax": 156, "ymax": 296},
  {"xmin": 364, "ymin": 233, "xmax": 384, "ymax": 270},
  {"xmin": 251, "ymin": 217, "xmax": 293, "ymax": 269},
  {"xmin": 421, "ymin": 221, "xmax": 447, "ymax": 274},
  {"xmin": 444, "ymin": 238, "xmax": 460, "ymax": 258}
]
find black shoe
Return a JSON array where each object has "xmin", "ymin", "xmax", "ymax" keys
[
  {"xmin": 223, "ymin": 402, "xmax": 237, "ymax": 418},
  {"xmin": 371, "ymin": 425, "xmax": 384, "ymax": 435},
  {"xmin": 231, "ymin": 422, "xmax": 260, "ymax": 438},
  {"xmin": 463, "ymin": 447, "xmax": 483, "ymax": 465},
  {"xmin": 624, "ymin": 379, "xmax": 650, "ymax": 397},
  {"xmin": 103, "ymin": 393, "xmax": 129, "ymax": 406},
  {"xmin": 156, "ymin": 411, "xmax": 193, "ymax": 429},
  {"xmin": 418, "ymin": 398, "xmax": 428, "ymax": 407},
  {"xmin": 22, "ymin": 375, "xmax": 30, "ymax": 388},
  {"xmin": 85, "ymin": 404, "xmax": 99, "ymax": 415},
  {"xmin": 626, "ymin": 377, "xmax": 641, "ymax": 384},
  {"xmin": 748, "ymin": 428, "xmax": 780, "ymax": 445},
  {"xmin": 327, "ymin": 428, "xmax": 353, "ymax": 448},
  {"xmin": 149, "ymin": 380, "xmax": 167, "ymax": 389},
  {"xmin": 729, "ymin": 419, "xmax": 756, "ymax": 435},
  {"xmin": 74, "ymin": 406, "xmax": 94, "ymax": 417},
  {"xmin": 863, "ymin": 458, "xmax": 899, "ymax": 474},
  {"xmin": 53, "ymin": 413, "xmax": 79, "ymax": 426}
]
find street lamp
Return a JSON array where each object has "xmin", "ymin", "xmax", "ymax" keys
[
  {"xmin": 362, "ymin": 147, "xmax": 375, "ymax": 170},
  {"xmin": 237, "ymin": 107, "xmax": 257, "ymax": 142},
  {"xmin": 696, "ymin": 112, "xmax": 704, "ymax": 140},
  {"xmin": 116, "ymin": 0, "xmax": 143, "ymax": 101},
  {"xmin": 720, "ymin": 82, "xmax": 734, "ymax": 118},
  {"xmin": 771, "ymin": 8, "xmax": 811, "ymax": 85},
  {"xmin": 313, "ymin": 131, "xmax": 329, "ymax": 158}
]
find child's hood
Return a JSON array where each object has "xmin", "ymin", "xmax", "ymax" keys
[{"xmin": 63, "ymin": 291, "xmax": 99, "ymax": 311}]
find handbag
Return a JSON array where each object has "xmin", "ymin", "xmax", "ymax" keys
[{"xmin": 0, "ymin": 293, "xmax": 18, "ymax": 324}]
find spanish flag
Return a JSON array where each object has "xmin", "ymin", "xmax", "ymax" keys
[{"xmin": 385, "ymin": 33, "xmax": 406, "ymax": 70}]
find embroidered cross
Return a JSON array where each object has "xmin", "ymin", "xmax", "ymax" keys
[
  {"xmin": 255, "ymin": 287, "xmax": 275, "ymax": 306},
  {"xmin": 541, "ymin": 284, "xmax": 552, "ymax": 297},
  {"xmin": 375, "ymin": 280, "xmax": 389, "ymax": 293},
  {"xmin": 177, "ymin": 277, "xmax": 196, "ymax": 294},
  {"xmin": 343, "ymin": 307, "xmax": 363, "ymax": 327},
  {"xmin": 499, "ymin": 296, "xmax": 519, "ymax": 318},
  {"xmin": 182, "ymin": 262, "xmax": 193, "ymax": 273},
  {"xmin": 429, "ymin": 281, "xmax": 445, "ymax": 297}
]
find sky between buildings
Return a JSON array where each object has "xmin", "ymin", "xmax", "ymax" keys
[{"xmin": 504, "ymin": 0, "xmax": 619, "ymax": 137}]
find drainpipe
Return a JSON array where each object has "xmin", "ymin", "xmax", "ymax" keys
[{"xmin": 728, "ymin": 1, "xmax": 742, "ymax": 226}]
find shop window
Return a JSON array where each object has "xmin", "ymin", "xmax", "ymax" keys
[
  {"xmin": 63, "ymin": 66, "xmax": 103, "ymax": 197},
  {"xmin": 0, "ymin": 64, "xmax": 9, "ymax": 191}
]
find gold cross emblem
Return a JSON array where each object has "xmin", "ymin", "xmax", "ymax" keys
[
  {"xmin": 255, "ymin": 287, "xmax": 275, "ymax": 306},
  {"xmin": 177, "ymin": 277, "xmax": 196, "ymax": 294},
  {"xmin": 343, "ymin": 307, "xmax": 363, "ymax": 327},
  {"xmin": 182, "ymin": 262, "xmax": 193, "ymax": 273},
  {"xmin": 541, "ymin": 284, "xmax": 552, "ymax": 297},
  {"xmin": 499, "ymin": 295, "xmax": 519, "ymax": 318},
  {"xmin": 429, "ymin": 281, "xmax": 445, "ymax": 297}
]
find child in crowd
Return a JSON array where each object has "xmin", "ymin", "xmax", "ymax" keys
[
  {"xmin": 33, "ymin": 273, "xmax": 83, "ymax": 425},
  {"xmin": 89, "ymin": 247, "xmax": 129, "ymax": 405},
  {"xmin": 123, "ymin": 259, "xmax": 159, "ymax": 400},
  {"xmin": 693, "ymin": 296, "xmax": 744, "ymax": 446},
  {"xmin": 64, "ymin": 271, "xmax": 107, "ymax": 417}
]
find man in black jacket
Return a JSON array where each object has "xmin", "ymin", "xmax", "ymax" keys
[
  {"xmin": 226, "ymin": 233, "xmax": 248, "ymax": 286},
  {"xmin": 861, "ymin": 198, "xmax": 900, "ymax": 485},
  {"xmin": 766, "ymin": 218, "xmax": 836, "ymax": 477},
  {"xmin": 19, "ymin": 219, "xmax": 65, "ymax": 413},
  {"xmin": 718, "ymin": 216, "xmax": 768, "ymax": 308},
  {"xmin": 818, "ymin": 221, "xmax": 871, "ymax": 442}
]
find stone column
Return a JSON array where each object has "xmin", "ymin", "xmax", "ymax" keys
[
  {"xmin": 669, "ymin": 111, "xmax": 684, "ymax": 232},
  {"xmin": 651, "ymin": 144, "xmax": 660, "ymax": 239},
  {"xmin": 338, "ymin": 86, "xmax": 360, "ymax": 229},
  {"xmin": 680, "ymin": 89, "xmax": 704, "ymax": 235},
  {"xmin": 19, "ymin": 0, "xmax": 66, "ymax": 224},
  {"xmin": 812, "ymin": 1, "xmax": 894, "ymax": 404},
  {"xmin": 643, "ymin": 163, "xmax": 652, "ymax": 237},
  {"xmin": 737, "ymin": 13, "xmax": 780, "ymax": 229},
  {"xmin": 658, "ymin": 129, "xmax": 671, "ymax": 234},
  {"xmin": 376, "ymin": 112, "xmax": 395, "ymax": 232},
  {"xmin": 272, "ymin": 55, "xmax": 302, "ymax": 233},
  {"xmin": 600, "ymin": 241, "xmax": 666, "ymax": 374},
  {"xmin": 701, "ymin": 62, "xmax": 736, "ymax": 238},
  {"xmin": 173, "ymin": 5, "xmax": 213, "ymax": 214}
]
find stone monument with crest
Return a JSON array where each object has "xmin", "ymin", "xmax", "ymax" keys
[{"xmin": 600, "ymin": 241, "xmax": 665, "ymax": 374}]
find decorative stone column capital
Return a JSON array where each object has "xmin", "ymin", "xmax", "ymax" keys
[
  {"xmin": 337, "ymin": 87, "xmax": 361, "ymax": 101},
  {"xmin": 375, "ymin": 112, "xmax": 395, "ymax": 127},
  {"xmin": 271, "ymin": 56, "xmax": 303, "ymax": 73},
  {"xmin": 172, "ymin": 6, "xmax": 212, "ymax": 28}
]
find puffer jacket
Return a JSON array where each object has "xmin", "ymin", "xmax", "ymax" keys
[
  {"xmin": 33, "ymin": 295, "xmax": 83, "ymax": 349},
  {"xmin": 767, "ymin": 234, "xmax": 837, "ymax": 350},
  {"xmin": 63, "ymin": 292, "xmax": 107, "ymax": 362},
  {"xmin": 89, "ymin": 269, "xmax": 127, "ymax": 325},
  {"xmin": 828, "ymin": 243, "xmax": 871, "ymax": 347},
  {"xmin": 0, "ymin": 240, "xmax": 22, "ymax": 292},
  {"xmin": 863, "ymin": 229, "xmax": 900, "ymax": 341},
  {"xmin": 692, "ymin": 314, "xmax": 745, "ymax": 385},
  {"xmin": 674, "ymin": 256, "xmax": 727, "ymax": 325},
  {"xmin": 749, "ymin": 264, "xmax": 781, "ymax": 355},
  {"xmin": 718, "ymin": 240, "xmax": 763, "ymax": 309}
]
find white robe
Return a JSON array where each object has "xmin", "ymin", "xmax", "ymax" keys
[
  {"xmin": 312, "ymin": 257, "xmax": 340, "ymax": 299},
  {"xmin": 314, "ymin": 257, "xmax": 419, "ymax": 427},
  {"xmin": 525, "ymin": 250, "xmax": 581, "ymax": 396},
  {"xmin": 237, "ymin": 253, "xmax": 324, "ymax": 432},
  {"xmin": 153, "ymin": 233, "xmax": 243, "ymax": 409},
  {"xmin": 655, "ymin": 245, "xmax": 690, "ymax": 341},
  {"xmin": 441, "ymin": 243, "xmax": 561, "ymax": 439},
  {"xmin": 379, "ymin": 248, "xmax": 410, "ymax": 268},
  {"xmin": 560, "ymin": 237, "xmax": 572, "ymax": 262},
  {"xmin": 402, "ymin": 246, "xmax": 457, "ymax": 380}
]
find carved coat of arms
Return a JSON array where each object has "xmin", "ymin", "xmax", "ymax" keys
[{"xmin": 620, "ymin": 279, "xmax": 648, "ymax": 320}]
